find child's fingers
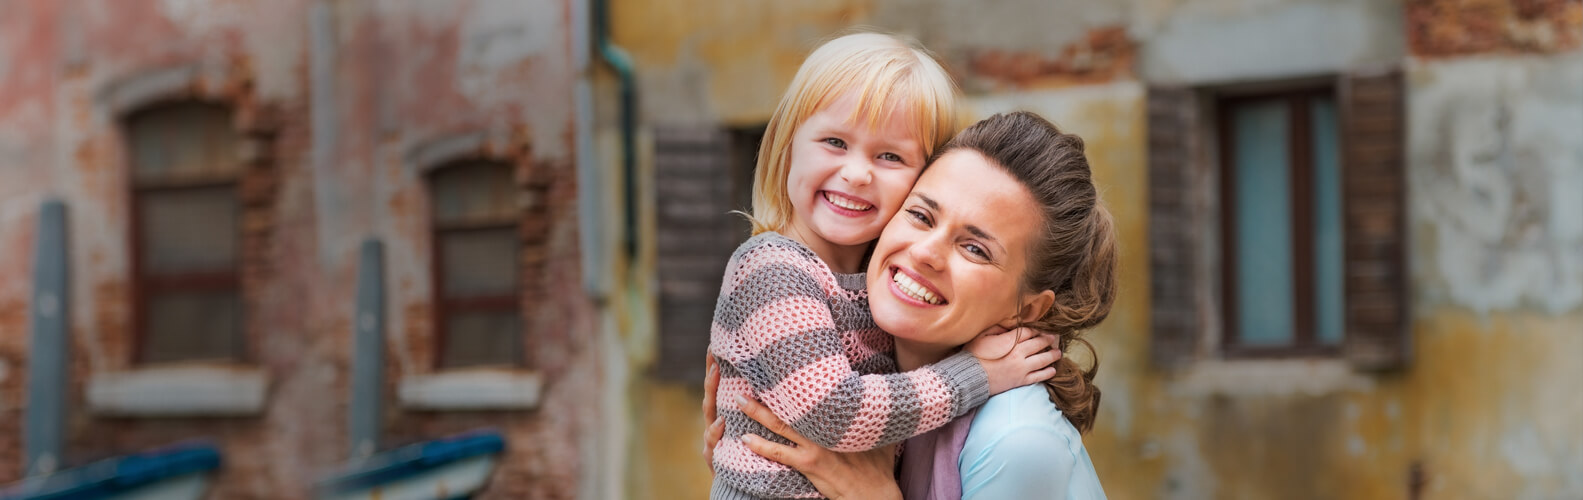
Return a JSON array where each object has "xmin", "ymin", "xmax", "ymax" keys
[
  {"xmin": 1025, "ymin": 366, "xmax": 1058, "ymax": 385},
  {"xmin": 736, "ymin": 395, "xmax": 812, "ymax": 448},
  {"xmin": 1013, "ymin": 333, "xmax": 1055, "ymax": 357},
  {"xmin": 741, "ymin": 434, "xmax": 804, "ymax": 469},
  {"xmin": 1026, "ymin": 350, "xmax": 1060, "ymax": 369}
]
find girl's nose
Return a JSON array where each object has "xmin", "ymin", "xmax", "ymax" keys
[{"xmin": 839, "ymin": 159, "xmax": 873, "ymax": 187}]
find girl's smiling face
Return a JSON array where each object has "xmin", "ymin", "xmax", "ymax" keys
[
  {"xmin": 866, "ymin": 149, "xmax": 1048, "ymax": 349},
  {"xmin": 783, "ymin": 92, "xmax": 926, "ymax": 273}
]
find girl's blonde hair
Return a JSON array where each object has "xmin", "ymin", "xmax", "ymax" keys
[{"xmin": 746, "ymin": 32, "xmax": 960, "ymax": 235}]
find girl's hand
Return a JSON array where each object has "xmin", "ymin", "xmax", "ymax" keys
[
  {"xmin": 965, "ymin": 326, "xmax": 1061, "ymax": 395},
  {"xmin": 702, "ymin": 353, "xmax": 725, "ymax": 475},
  {"xmin": 736, "ymin": 395, "xmax": 903, "ymax": 500}
]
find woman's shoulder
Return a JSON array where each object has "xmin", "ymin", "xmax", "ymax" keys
[
  {"xmin": 960, "ymin": 386, "xmax": 1105, "ymax": 500},
  {"xmin": 967, "ymin": 386, "xmax": 1081, "ymax": 454}
]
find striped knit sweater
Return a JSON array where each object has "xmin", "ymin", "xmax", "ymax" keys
[{"xmin": 709, "ymin": 232, "xmax": 990, "ymax": 500}]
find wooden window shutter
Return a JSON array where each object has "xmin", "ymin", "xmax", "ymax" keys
[
  {"xmin": 653, "ymin": 126, "xmax": 736, "ymax": 384},
  {"xmin": 1339, "ymin": 69, "xmax": 1410, "ymax": 371},
  {"xmin": 1148, "ymin": 86, "xmax": 1205, "ymax": 369}
]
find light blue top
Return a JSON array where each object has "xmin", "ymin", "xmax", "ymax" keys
[{"xmin": 958, "ymin": 385, "xmax": 1107, "ymax": 500}]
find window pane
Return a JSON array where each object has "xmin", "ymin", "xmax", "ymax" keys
[
  {"xmin": 441, "ymin": 311, "xmax": 521, "ymax": 368},
  {"xmin": 138, "ymin": 187, "xmax": 238, "ymax": 274},
  {"xmin": 431, "ymin": 162, "xmax": 516, "ymax": 225},
  {"xmin": 1311, "ymin": 97, "xmax": 1345, "ymax": 345},
  {"xmin": 440, "ymin": 228, "xmax": 519, "ymax": 297},
  {"xmin": 141, "ymin": 290, "xmax": 241, "ymax": 363},
  {"xmin": 129, "ymin": 103, "xmax": 239, "ymax": 185},
  {"xmin": 1233, "ymin": 100, "xmax": 1295, "ymax": 345}
]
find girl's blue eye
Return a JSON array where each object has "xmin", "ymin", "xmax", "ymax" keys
[
  {"xmin": 879, "ymin": 152, "xmax": 903, "ymax": 163},
  {"xmin": 824, "ymin": 138, "xmax": 847, "ymax": 149}
]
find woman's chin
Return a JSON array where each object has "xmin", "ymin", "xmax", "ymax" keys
[{"xmin": 872, "ymin": 305, "xmax": 928, "ymax": 340}]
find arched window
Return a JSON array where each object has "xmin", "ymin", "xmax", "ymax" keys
[
  {"xmin": 127, "ymin": 102, "xmax": 242, "ymax": 363},
  {"xmin": 429, "ymin": 160, "xmax": 522, "ymax": 368}
]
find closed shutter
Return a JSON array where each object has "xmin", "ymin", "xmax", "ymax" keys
[
  {"xmin": 653, "ymin": 126, "xmax": 737, "ymax": 383},
  {"xmin": 1340, "ymin": 69, "xmax": 1410, "ymax": 371},
  {"xmin": 1148, "ymin": 87, "xmax": 1205, "ymax": 369}
]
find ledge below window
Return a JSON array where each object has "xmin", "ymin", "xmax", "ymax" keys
[
  {"xmin": 1169, "ymin": 358, "xmax": 1375, "ymax": 398},
  {"xmin": 87, "ymin": 364, "xmax": 268, "ymax": 417},
  {"xmin": 397, "ymin": 369, "xmax": 543, "ymax": 411}
]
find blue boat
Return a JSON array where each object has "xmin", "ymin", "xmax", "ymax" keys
[
  {"xmin": 316, "ymin": 430, "xmax": 505, "ymax": 500},
  {"xmin": 1, "ymin": 442, "xmax": 221, "ymax": 500}
]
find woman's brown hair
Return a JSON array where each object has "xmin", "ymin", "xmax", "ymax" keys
[{"xmin": 934, "ymin": 111, "xmax": 1119, "ymax": 434}]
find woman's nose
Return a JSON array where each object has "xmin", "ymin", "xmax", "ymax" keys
[{"xmin": 908, "ymin": 232, "xmax": 948, "ymax": 271}]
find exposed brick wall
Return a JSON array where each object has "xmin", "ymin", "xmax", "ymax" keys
[
  {"xmin": 0, "ymin": 1, "xmax": 590, "ymax": 498},
  {"xmin": 964, "ymin": 26, "xmax": 1137, "ymax": 90},
  {"xmin": 1408, "ymin": 0, "xmax": 1583, "ymax": 56}
]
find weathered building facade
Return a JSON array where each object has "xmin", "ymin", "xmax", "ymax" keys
[
  {"xmin": 0, "ymin": 1, "xmax": 622, "ymax": 498},
  {"xmin": 1, "ymin": 0, "xmax": 1579, "ymax": 499}
]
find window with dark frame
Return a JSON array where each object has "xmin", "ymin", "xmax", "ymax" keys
[
  {"xmin": 1218, "ymin": 87, "xmax": 1345, "ymax": 356},
  {"xmin": 429, "ymin": 160, "xmax": 523, "ymax": 369},
  {"xmin": 129, "ymin": 102, "xmax": 244, "ymax": 364},
  {"xmin": 1148, "ymin": 72, "xmax": 1407, "ymax": 369}
]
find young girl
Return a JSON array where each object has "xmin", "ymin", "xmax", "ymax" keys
[{"xmin": 709, "ymin": 33, "xmax": 1059, "ymax": 500}]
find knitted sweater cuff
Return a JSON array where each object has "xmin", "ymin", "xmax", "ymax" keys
[{"xmin": 934, "ymin": 351, "xmax": 990, "ymax": 417}]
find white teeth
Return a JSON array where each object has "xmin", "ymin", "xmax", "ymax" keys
[
  {"xmin": 892, "ymin": 270, "xmax": 943, "ymax": 305},
  {"xmin": 824, "ymin": 192, "xmax": 873, "ymax": 211}
]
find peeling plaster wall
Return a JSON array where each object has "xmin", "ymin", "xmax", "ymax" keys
[
  {"xmin": 0, "ymin": 1, "xmax": 598, "ymax": 498},
  {"xmin": 617, "ymin": 0, "xmax": 1583, "ymax": 498},
  {"xmin": 1409, "ymin": 54, "xmax": 1583, "ymax": 314}
]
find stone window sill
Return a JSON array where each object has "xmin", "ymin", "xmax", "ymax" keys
[
  {"xmin": 1170, "ymin": 358, "xmax": 1374, "ymax": 398},
  {"xmin": 397, "ymin": 369, "xmax": 543, "ymax": 411},
  {"xmin": 87, "ymin": 363, "xmax": 268, "ymax": 417}
]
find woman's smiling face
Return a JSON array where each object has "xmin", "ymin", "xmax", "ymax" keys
[{"xmin": 866, "ymin": 149, "xmax": 1046, "ymax": 350}]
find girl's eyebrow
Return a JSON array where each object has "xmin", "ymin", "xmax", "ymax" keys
[{"xmin": 915, "ymin": 192, "xmax": 1000, "ymax": 245}]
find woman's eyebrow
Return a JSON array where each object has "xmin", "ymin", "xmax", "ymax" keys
[{"xmin": 915, "ymin": 192, "xmax": 1002, "ymax": 246}]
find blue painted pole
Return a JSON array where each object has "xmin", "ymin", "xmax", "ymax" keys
[
  {"xmin": 25, "ymin": 200, "xmax": 68, "ymax": 476},
  {"xmin": 349, "ymin": 239, "xmax": 385, "ymax": 460}
]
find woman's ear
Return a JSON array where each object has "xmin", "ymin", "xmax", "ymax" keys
[
  {"xmin": 1017, "ymin": 290, "xmax": 1056, "ymax": 324},
  {"xmin": 995, "ymin": 290, "xmax": 1057, "ymax": 330}
]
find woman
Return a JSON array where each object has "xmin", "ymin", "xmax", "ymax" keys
[{"xmin": 706, "ymin": 111, "xmax": 1117, "ymax": 499}]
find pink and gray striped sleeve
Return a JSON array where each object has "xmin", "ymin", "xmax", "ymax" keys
[{"xmin": 711, "ymin": 237, "xmax": 989, "ymax": 452}]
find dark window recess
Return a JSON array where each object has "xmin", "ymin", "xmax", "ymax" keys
[
  {"xmin": 1218, "ymin": 87, "xmax": 1344, "ymax": 356},
  {"xmin": 430, "ymin": 161, "xmax": 523, "ymax": 369},
  {"xmin": 652, "ymin": 125, "xmax": 760, "ymax": 384},
  {"xmin": 129, "ymin": 102, "xmax": 244, "ymax": 364}
]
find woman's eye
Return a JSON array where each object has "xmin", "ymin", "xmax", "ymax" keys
[
  {"xmin": 906, "ymin": 208, "xmax": 930, "ymax": 225},
  {"xmin": 823, "ymin": 137, "xmax": 847, "ymax": 149},
  {"xmin": 879, "ymin": 152, "xmax": 903, "ymax": 163},
  {"xmin": 964, "ymin": 243, "xmax": 989, "ymax": 260}
]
